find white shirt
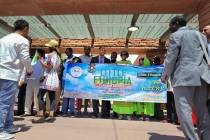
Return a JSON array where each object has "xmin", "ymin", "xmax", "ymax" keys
[
  {"xmin": 41, "ymin": 52, "xmax": 61, "ymax": 91},
  {"xmin": 79, "ymin": 55, "xmax": 92, "ymax": 63},
  {"xmin": 0, "ymin": 33, "xmax": 32, "ymax": 81}
]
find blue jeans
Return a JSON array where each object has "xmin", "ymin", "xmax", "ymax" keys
[
  {"xmin": 61, "ymin": 98, "xmax": 75, "ymax": 113},
  {"xmin": 0, "ymin": 79, "xmax": 18, "ymax": 132}
]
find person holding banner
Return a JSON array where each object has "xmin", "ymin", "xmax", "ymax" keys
[
  {"xmin": 136, "ymin": 57, "xmax": 155, "ymax": 121},
  {"xmin": 78, "ymin": 46, "xmax": 92, "ymax": 116},
  {"xmin": 61, "ymin": 48, "xmax": 76, "ymax": 117},
  {"xmin": 161, "ymin": 15, "xmax": 210, "ymax": 140},
  {"xmin": 33, "ymin": 40, "xmax": 61, "ymax": 123},
  {"xmin": 153, "ymin": 56, "xmax": 165, "ymax": 121},
  {"xmin": 69, "ymin": 57, "xmax": 82, "ymax": 116},
  {"xmin": 90, "ymin": 46, "xmax": 111, "ymax": 118},
  {"xmin": 110, "ymin": 51, "xmax": 118, "ymax": 63},
  {"xmin": 110, "ymin": 51, "xmax": 118, "ymax": 118},
  {"xmin": 112, "ymin": 50, "xmax": 136, "ymax": 120}
]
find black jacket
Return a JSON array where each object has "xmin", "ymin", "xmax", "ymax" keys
[{"xmin": 90, "ymin": 56, "xmax": 111, "ymax": 64}]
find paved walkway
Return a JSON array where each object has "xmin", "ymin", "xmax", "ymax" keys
[{"xmin": 13, "ymin": 116, "xmax": 185, "ymax": 140}]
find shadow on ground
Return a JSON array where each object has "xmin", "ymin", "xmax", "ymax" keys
[
  {"xmin": 15, "ymin": 124, "xmax": 32, "ymax": 133},
  {"xmin": 148, "ymin": 132, "xmax": 185, "ymax": 140},
  {"xmin": 14, "ymin": 117, "xmax": 25, "ymax": 122}
]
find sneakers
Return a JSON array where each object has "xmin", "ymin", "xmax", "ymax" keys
[
  {"xmin": 20, "ymin": 113, "xmax": 31, "ymax": 117},
  {"xmin": 60, "ymin": 113, "xmax": 69, "ymax": 117},
  {"xmin": 91, "ymin": 114, "xmax": 98, "ymax": 119},
  {"xmin": 70, "ymin": 112, "xmax": 75, "ymax": 117},
  {"xmin": 0, "ymin": 132, "xmax": 14, "ymax": 140},
  {"xmin": 83, "ymin": 111, "xmax": 89, "ymax": 117},
  {"xmin": 127, "ymin": 115, "xmax": 132, "ymax": 120},
  {"xmin": 32, "ymin": 116, "xmax": 56, "ymax": 123},
  {"xmin": 139, "ymin": 116, "xmax": 144, "ymax": 121},
  {"xmin": 32, "ymin": 117, "xmax": 45, "ymax": 123},
  {"xmin": 45, "ymin": 117, "xmax": 56, "ymax": 123},
  {"xmin": 139, "ymin": 116, "xmax": 150, "ymax": 121},
  {"xmin": 118, "ymin": 115, "xmax": 123, "ymax": 120},
  {"xmin": 6, "ymin": 127, "xmax": 21, "ymax": 134},
  {"xmin": 145, "ymin": 117, "xmax": 150, "ymax": 121}
]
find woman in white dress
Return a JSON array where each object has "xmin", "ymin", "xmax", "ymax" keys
[{"xmin": 33, "ymin": 40, "xmax": 61, "ymax": 123}]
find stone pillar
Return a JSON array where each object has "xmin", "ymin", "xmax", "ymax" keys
[{"xmin": 198, "ymin": 0, "xmax": 210, "ymax": 30}]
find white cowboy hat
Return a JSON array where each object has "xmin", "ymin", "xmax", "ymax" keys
[{"xmin": 45, "ymin": 39, "xmax": 58, "ymax": 48}]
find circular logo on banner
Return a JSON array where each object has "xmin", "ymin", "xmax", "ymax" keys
[{"xmin": 70, "ymin": 66, "xmax": 82, "ymax": 78}]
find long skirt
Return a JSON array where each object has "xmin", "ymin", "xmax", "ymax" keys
[
  {"xmin": 136, "ymin": 102, "xmax": 155, "ymax": 116},
  {"xmin": 112, "ymin": 101, "xmax": 136, "ymax": 115}
]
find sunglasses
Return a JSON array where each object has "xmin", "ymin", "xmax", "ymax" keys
[{"xmin": 203, "ymin": 29, "xmax": 208, "ymax": 32}]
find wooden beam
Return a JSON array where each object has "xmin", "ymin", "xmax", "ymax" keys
[
  {"xmin": 160, "ymin": 14, "xmax": 196, "ymax": 42},
  {"xmin": 0, "ymin": 0, "xmax": 200, "ymax": 16},
  {"xmin": 0, "ymin": 18, "xmax": 14, "ymax": 33},
  {"xmin": 125, "ymin": 14, "xmax": 139, "ymax": 45},
  {"xmin": 84, "ymin": 14, "xmax": 95, "ymax": 39},
  {"xmin": 36, "ymin": 16, "xmax": 61, "ymax": 38}
]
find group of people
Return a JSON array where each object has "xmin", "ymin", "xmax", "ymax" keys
[
  {"xmin": 17, "ymin": 43, "xmax": 170, "ymax": 123},
  {"xmin": 0, "ymin": 16, "xmax": 210, "ymax": 140}
]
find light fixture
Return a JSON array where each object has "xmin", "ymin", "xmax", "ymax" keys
[
  {"xmin": 44, "ymin": 23, "xmax": 51, "ymax": 27},
  {"xmin": 128, "ymin": 26, "xmax": 139, "ymax": 32}
]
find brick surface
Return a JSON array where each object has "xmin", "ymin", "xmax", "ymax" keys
[{"xmin": 199, "ymin": 0, "xmax": 210, "ymax": 29}]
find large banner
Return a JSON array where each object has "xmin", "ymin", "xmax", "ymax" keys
[{"xmin": 63, "ymin": 63, "xmax": 167, "ymax": 103}]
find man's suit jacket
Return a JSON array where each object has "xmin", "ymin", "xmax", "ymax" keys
[
  {"xmin": 90, "ymin": 56, "xmax": 111, "ymax": 64},
  {"xmin": 162, "ymin": 26, "xmax": 210, "ymax": 87}
]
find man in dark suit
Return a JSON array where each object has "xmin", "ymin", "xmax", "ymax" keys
[{"xmin": 90, "ymin": 46, "xmax": 111, "ymax": 118}]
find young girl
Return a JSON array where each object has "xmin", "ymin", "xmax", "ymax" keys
[{"xmin": 112, "ymin": 50, "xmax": 136, "ymax": 120}]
